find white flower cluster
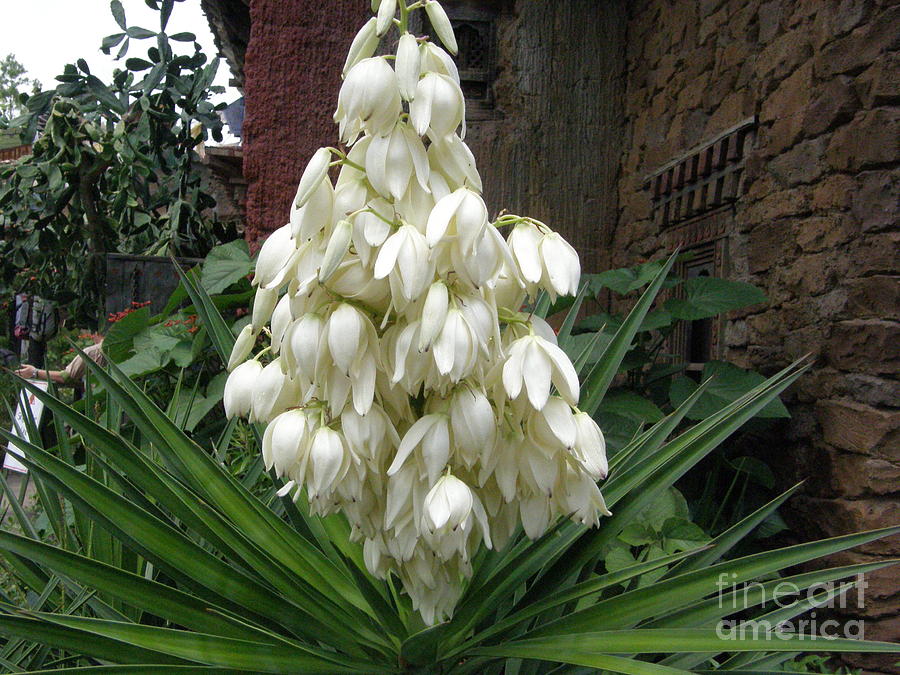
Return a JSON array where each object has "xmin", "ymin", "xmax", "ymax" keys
[{"xmin": 224, "ymin": 0, "xmax": 609, "ymax": 625}]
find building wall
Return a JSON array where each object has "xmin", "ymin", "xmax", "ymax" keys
[
  {"xmin": 241, "ymin": 0, "xmax": 367, "ymax": 244},
  {"xmin": 462, "ymin": 0, "xmax": 628, "ymax": 273},
  {"xmin": 610, "ymin": 0, "xmax": 899, "ymax": 668}
]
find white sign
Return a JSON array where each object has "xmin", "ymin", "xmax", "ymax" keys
[{"xmin": 5, "ymin": 380, "xmax": 48, "ymax": 473}]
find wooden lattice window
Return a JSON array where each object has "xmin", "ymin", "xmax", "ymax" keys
[
  {"xmin": 421, "ymin": 5, "xmax": 498, "ymax": 110},
  {"xmin": 645, "ymin": 118, "xmax": 756, "ymax": 227}
]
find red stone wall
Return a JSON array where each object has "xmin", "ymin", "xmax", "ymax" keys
[
  {"xmin": 242, "ymin": 0, "xmax": 368, "ymax": 245},
  {"xmin": 611, "ymin": 1, "xmax": 899, "ymax": 670}
]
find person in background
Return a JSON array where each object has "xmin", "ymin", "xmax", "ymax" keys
[{"xmin": 14, "ymin": 334, "xmax": 105, "ymax": 387}]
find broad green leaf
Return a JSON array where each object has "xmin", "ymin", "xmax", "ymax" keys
[
  {"xmin": 670, "ymin": 361, "xmax": 790, "ymax": 419},
  {"xmin": 110, "ymin": 0, "xmax": 126, "ymax": 29},
  {"xmin": 598, "ymin": 390, "xmax": 665, "ymax": 423},
  {"xmin": 665, "ymin": 277, "xmax": 766, "ymax": 320},
  {"xmin": 200, "ymin": 240, "xmax": 252, "ymax": 295},
  {"xmin": 593, "ymin": 260, "xmax": 669, "ymax": 295},
  {"xmin": 104, "ymin": 307, "xmax": 151, "ymax": 361},
  {"xmin": 580, "ymin": 253, "xmax": 678, "ymax": 415}
]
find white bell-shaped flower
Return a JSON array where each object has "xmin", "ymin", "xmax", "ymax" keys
[
  {"xmin": 502, "ymin": 334, "xmax": 580, "ymax": 409},
  {"xmin": 373, "ymin": 224, "xmax": 433, "ymax": 303},
  {"xmin": 573, "ymin": 411, "xmax": 608, "ymax": 481},
  {"xmin": 449, "ymin": 386, "xmax": 496, "ymax": 468},
  {"xmin": 365, "ymin": 122, "xmax": 430, "ymax": 201},
  {"xmin": 540, "ymin": 232, "xmax": 580, "ymax": 299},
  {"xmin": 250, "ymin": 358, "xmax": 301, "ymax": 423},
  {"xmin": 262, "ymin": 409, "xmax": 311, "ymax": 478},
  {"xmin": 223, "ymin": 359, "xmax": 263, "ymax": 419},
  {"xmin": 334, "ymin": 57, "xmax": 402, "ymax": 143},
  {"xmin": 307, "ymin": 427, "xmax": 351, "ymax": 500},
  {"xmin": 427, "ymin": 134, "xmax": 482, "ymax": 192},
  {"xmin": 253, "ymin": 225, "xmax": 296, "ymax": 289},
  {"xmin": 410, "ymin": 72, "xmax": 464, "ymax": 139},
  {"xmin": 426, "ymin": 187, "xmax": 488, "ymax": 252}
]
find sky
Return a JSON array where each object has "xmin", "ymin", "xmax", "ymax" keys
[{"xmin": 1, "ymin": 0, "xmax": 240, "ymax": 140}]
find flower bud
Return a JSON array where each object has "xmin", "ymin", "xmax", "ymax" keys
[
  {"xmin": 223, "ymin": 359, "xmax": 263, "ymax": 419},
  {"xmin": 573, "ymin": 411, "xmax": 607, "ymax": 481},
  {"xmin": 375, "ymin": 0, "xmax": 397, "ymax": 36},
  {"xmin": 424, "ymin": 1, "xmax": 458, "ymax": 55},
  {"xmin": 294, "ymin": 148, "xmax": 332, "ymax": 210},
  {"xmin": 319, "ymin": 219, "xmax": 353, "ymax": 283},
  {"xmin": 418, "ymin": 281, "xmax": 449, "ymax": 351},
  {"xmin": 270, "ymin": 293, "xmax": 294, "ymax": 353},
  {"xmin": 343, "ymin": 17, "xmax": 380, "ymax": 76},
  {"xmin": 251, "ymin": 287, "xmax": 279, "ymax": 332},
  {"xmin": 396, "ymin": 33, "xmax": 421, "ymax": 101},
  {"xmin": 227, "ymin": 324, "xmax": 256, "ymax": 371},
  {"xmin": 253, "ymin": 225, "xmax": 295, "ymax": 289}
]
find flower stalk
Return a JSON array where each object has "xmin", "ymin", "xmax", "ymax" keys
[{"xmin": 226, "ymin": 0, "xmax": 608, "ymax": 625}]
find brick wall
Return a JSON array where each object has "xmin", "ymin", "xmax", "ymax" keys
[{"xmin": 610, "ymin": 1, "xmax": 899, "ymax": 669}]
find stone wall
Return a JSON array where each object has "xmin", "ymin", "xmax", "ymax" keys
[
  {"xmin": 610, "ymin": 0, "xmax": 899, "ymax": 669},
  {"xmin": 241, "ymin": 0, "xmax": 368, "ymax": 244}
]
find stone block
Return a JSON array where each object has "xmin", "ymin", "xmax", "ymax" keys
[
  {"xmin": 757, "ymin": 0, "xmax": 784, "ymax": 44},
  {"xmin": 828, "ymin": 320, "xmax": 900, "ymax": 378},
  {"xmin": 768, "ymin": 136, "xmax": 829, "ymax": 186},
  {"xmin": 846, "ymin": 275, "xmax": 900, "ymax": 320},
  {"xmin": 850, "ymin": 231, "xmax": 900, "ymax": 276},
  {"xmin": 835, "ymin": 374, "xmax": 900, "ymax": 408},
  {"xmin": 756, "ymin": 28, "xmax": 813, "ymax": 81},
  {"xmin": 857, "ymin": 51, "xmax": 900, "ymax": 108},
  {"xmin": 852, "ymin": 169, "xmax": 899, "ymax": 232},
  {"xmin": 804, "ymin": 76, "xmax": 861, "ymax": 137},
  {"xmin": 825, "ymin": 451, "xmax": 900, "ymax": 497},
  {"xmin": 747, "ymin": 221, "xmax": 795, "ymax": 272},
  {"xmin": 791, "ymin": 496, "xmax": 900, "ymax": 555},
  {"xmin": 706, "ymin": 90, "xmax": 755, "ymax": 134},
  {"xmin": 795, "ymin": 215, "xmax": 858, "ymax": 253},
  {"xmin": 761, "ymin": 62, "xmax": 813, "ymax": 124},
  {"xmin": 743, "ymin": 186, "xmax": 812, "ymax": 227},
  {"xmin": 827, "ymin": 108, "xmax": 900, "ymax": 172},
  {"xmin": 781, "ymin": 251, "xmax": 842, "ymax": 295},
  {"xmin": 817, "ymin": 399, "xmax": 900, "ymax": 456},
  {"xmin": 811, "ymin": 173, "xmax": 856, "ymax": 211},
  {"xmin": 815, "ymin": 4, "xmax": 900, "ymax": 78}
]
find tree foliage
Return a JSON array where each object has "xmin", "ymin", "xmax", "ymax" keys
[
  {"xmin": 0, "ymin": 0, "xmax": 234, "ymax": 324},
  {"xmin": 0, "ymin": 53, "xmax": 39, "ymax": 121}
]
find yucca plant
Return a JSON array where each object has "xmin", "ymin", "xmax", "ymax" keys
[
  {"xmin": 0, "ymin": 260, "xmax": 895, "ymax": 673},
  {"xmin": 1, "ymin": 0, "xmax": 897, "ymax": 671}
]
